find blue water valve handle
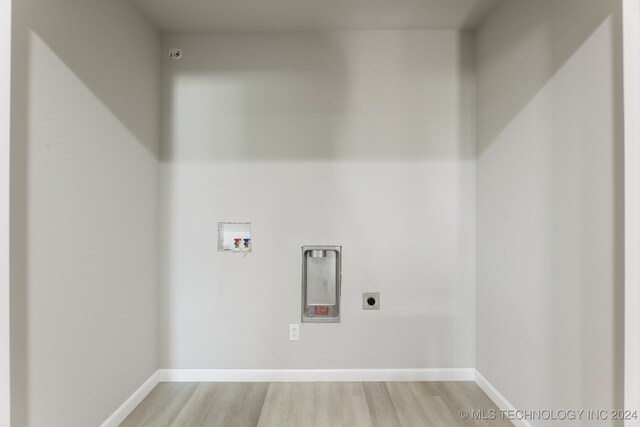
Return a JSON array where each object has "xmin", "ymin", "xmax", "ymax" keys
[{"xmin": 243, "ymin": 238, "xmax": 251, "ymax": 248}]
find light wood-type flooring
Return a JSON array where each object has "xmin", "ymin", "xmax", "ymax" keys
[{"xmin": 120, "ymin": 381, "xmax": 513, "ymax": 427}]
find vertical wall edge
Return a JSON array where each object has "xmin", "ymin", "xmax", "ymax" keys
[
  {"xmin": 623, "ymin": 0, "xmax": 640, "ymax": 424},
  {"xmin": 0, "ymin": 0, "xmax": 11, "ymax": 425}
]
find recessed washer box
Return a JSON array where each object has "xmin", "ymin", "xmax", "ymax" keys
[{"xmin": 218, "ymin": 222, "xmax": 251, "ymax": 252}]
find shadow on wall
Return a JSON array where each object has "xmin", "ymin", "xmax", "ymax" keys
[
  {"xmin": 476, "ymin": 0, "xmax": 624, "ymax": 416},
  {"xmin": 18, "ymin": 0, "xmax": 161, "ymax": 157},
  {"xmin": 10, "ymin": 0, "xmax": 161, "ymax": 426},
  {"xmin": 477, "ymin": 0, "xmax": 621, "ymax": 153},
  {"xmin": 156, "ymin": 30, "xmax": 478, "ymax": 371},
  {"xmin": 160, "ymin": 31, "xmax": 476, "ymax": 162}
]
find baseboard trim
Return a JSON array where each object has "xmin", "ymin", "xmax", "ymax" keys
[
  {"xmin": 102, "ymin": 368, "xmax": 514, "ymax": 425},
  {"xmin": 475, "ymin": 371, "xmax": 532, "ymax": 427},
  {"xmin": 156, "ymin": 368, "xmax": 475, "ymax": 382},
  {"xmin": 100, "ymin": 371, "xmax": 160, "ymax": 427}
]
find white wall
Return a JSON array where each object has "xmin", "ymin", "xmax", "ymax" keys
[
  {"xmin": 624, "ymin": 0, "xmax": 640, "ymax": 423},
  {"xmin": 10, "ymin": 0, "xmax": 161, "ymax": 425},
  {"xmin": 476, "ymin": 0, "xmax": 624, "ymax": 423},
  {"xmin": 159, "ymin": 31, "xmax": 476, "ymax": 369},
  {"xmin": 1, "ymin": 0, "xmax": 12, "ymax": 425}
]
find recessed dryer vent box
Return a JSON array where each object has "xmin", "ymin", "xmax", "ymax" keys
[
  {"xmin": 218, "ymin": 222, "xmax": 252, "ymax": 252},
  {"xmin": 301, "ymin": 245, "xmax": 341, "ymax": 323}
]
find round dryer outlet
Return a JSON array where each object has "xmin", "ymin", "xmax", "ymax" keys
[{"xmin": 363, "ymin": 293, "xmax": 380, "ymax": 310}]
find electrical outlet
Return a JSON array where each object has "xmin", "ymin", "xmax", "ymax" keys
[
  {"xmin": 289, "ymin": 324, "xmax": 300, "ymax": 341},
  {"xmin": 363, "ymin": 292, "xmax": 380, "ymax": 310}
]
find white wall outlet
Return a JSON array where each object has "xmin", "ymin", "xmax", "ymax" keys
[{"xmin": 289, "ymin": 324, "xmax": 300, "ymax": 341}]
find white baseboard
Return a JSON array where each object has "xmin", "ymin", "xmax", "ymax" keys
[
  {"xmin": 100, "ymin": 371, "xmax": 160, "ymax": 427},
  {"xmin": 475, "ymin": 371, "xmax": 532, "ymax": 427},
  {"xmin": 100, "ymin": 368, "xmax": 484, "ymax": 425},
  {"xmin": 156, "ymin": 368, "xmax": 475, "ymax": 382},
  {"xmin": 99, "ymin": 368, "xmax": 545, "ymax": 427}
]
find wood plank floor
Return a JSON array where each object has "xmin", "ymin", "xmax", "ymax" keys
[{"xmin": 120, "ymin": 381, "xmax": 513, "ymax": 427}]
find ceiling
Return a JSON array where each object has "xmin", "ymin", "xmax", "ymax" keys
[{"xmin": 131, "ymin": 0, "xmax": 502, "ymax": 32}]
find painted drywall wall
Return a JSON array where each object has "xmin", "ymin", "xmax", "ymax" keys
[
  {"xmin": 159, "ymin": 31, "xmax": 476, "ymax": 369},
  {"xmin": 9, "ymin": 0, "xmax": 160, "ymax": 425},
  {"xmin": 0, "ymin": 0, "xmax": 12, "ymax": 425},
  {"xmin": 476, "ymin": 0, "xmax": 624, "ymax": 423},
  {"xmin": 624, "ymin": 0, "xmax": 640, "ymax": 422}
]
